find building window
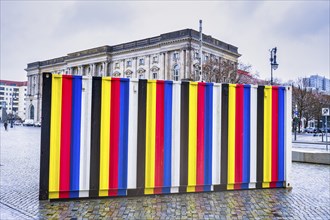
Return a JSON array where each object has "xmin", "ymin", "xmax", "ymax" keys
[
  {"xmin": 126, "ymin": 60, "xmax": 132, "ymax": 67},
  {"xmin": 173, "ymin": 52, "xmax": 179, "ymax": 60},
  {"xmin": 139, "ymin": 58, "xmax": 145, "ymax": 65},
  {"xmin": 115, "ymin": 62, "xmax": 120, "ymax": 69},
  {"xmin": 173, "ymin": 65, "xmax": 180, "ymax": 81},
  {"xmin": 139, "ymin": 74, "xmax": 144, "ymax": 79},
  {"xmin": 194, "ymin": 52, "xmax": 199, "ymax": 59},
  {"xmin": 205, "ymin": 55, "xmax": 209, "ymax": 62},
  {"xmin": 152, "ymin": 56, "xmax": 158, "ymax": 63},
  {"xmin": 215, "ymin": 58, "xmax": 219, "ymax": 64},
  {"xmin": 153, "ymin": 72, "xmax": 158, "ymax": 79},
  {"xmin": 29, "ymin": 105, "xmax": 34, "ymax": 120}
]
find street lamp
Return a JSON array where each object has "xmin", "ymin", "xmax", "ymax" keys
[
  {"xmin": 270, "ymin": 47, "xmax": 279, "ymax": 85},
  {"xmin": 10, "ymin": 92, "xmax": 17, "ymax": 128}
]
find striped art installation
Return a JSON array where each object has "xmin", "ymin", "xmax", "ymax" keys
[{"xmin": 39, "ymin": 73, "xmax": 292, "ymax": 200}]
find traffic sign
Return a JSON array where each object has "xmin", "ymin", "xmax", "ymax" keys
[{"xmin": 322, "ymin": 108, "xmax": 329, "ymax": 116}]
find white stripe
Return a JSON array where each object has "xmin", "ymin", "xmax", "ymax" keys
[
  {"xmin": 127, "ymin": 79, "xmax": 138, "ymax": 189},
  {"xmin": 212, "ymin": 83, "xmax": 221, "ymax": 185},
  {"xmin": 284, "ymin": 87, "xmax": 292, "ymax": 187},
  {"xmin": 171, "ymin": 81, "xmax": 181, "ymax": 187},
  {"xmin": 79, "ymin": 76, "xmax": 92, "ymax": 198},
  {"xmin": 250, "ymin": 85, "xmax": 257, "ymax": 184}
]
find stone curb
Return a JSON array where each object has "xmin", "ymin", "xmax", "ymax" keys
[{"xmin": 292, "ymin": 150, "xmax": 330, "ymax": 165}]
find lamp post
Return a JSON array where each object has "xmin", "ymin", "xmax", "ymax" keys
[
  {"xmin": 10, "ymin": 92, "xmax": 17, "ymax": 128},
  {"xmin": 270, "ymin": 47, "xmax": 279, "ymax": 85}
]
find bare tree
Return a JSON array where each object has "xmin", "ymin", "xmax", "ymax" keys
[{"xmin": 202, "ymin": 58, "xmax": 255, "ymax": 84}]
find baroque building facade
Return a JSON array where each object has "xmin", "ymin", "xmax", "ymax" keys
[{"xmin": 25, "ymin": 29, "xmax": 240, "ymax": 122}]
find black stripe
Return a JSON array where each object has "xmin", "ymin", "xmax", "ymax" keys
[
  {"xmin": 136, "ymin": 79, "xmax": 147, "ymax": 191},
  {"xmin": 220, "ymin": 84, "xmax": 229, "ymax": 186},
  {"xmin": 39, "ymin": 72, "xmax": 52, "ymax": 200},
  {"xmin": 179, "ymin": 81, "xmax": 189, "ymax": 193},
  {"xmin": 256, "ymin": 86, "xmax": 264, "ymax": 189},
  {"xmin": 89, "ymin": 77, "xmax": 102, "ymax": 198}
]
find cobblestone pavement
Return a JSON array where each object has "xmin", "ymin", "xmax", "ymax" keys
[{"xmin": 1, "ymin": 125, "xmax": 330, "ymax": 219}]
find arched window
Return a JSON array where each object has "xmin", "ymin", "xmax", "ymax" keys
[
  {"xmin": 29, "ymin": 105, "xmax": 34, "ymax": 120},
  {"xmin": 173, "ymin": 65, "xmax": 180, "ymax": 81}
]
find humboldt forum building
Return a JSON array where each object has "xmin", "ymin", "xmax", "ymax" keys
[{"xmin": 25, "ymin": 28, "xmax": 240, "ymax": 123}]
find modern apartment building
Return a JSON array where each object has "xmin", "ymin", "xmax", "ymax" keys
[
  {"xmin": 0, "ymin": 80, "xmax": 27, "ymax": 121},
  {"xmin": 303, "ymin": 74, "xmax": 330, "ymax": 94}
]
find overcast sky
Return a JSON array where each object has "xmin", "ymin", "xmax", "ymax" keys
[{"xmin": 1, "ymin": 1, "xmax": 329, "ymax": 82}]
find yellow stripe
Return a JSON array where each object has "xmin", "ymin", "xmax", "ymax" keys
[
  {"xmin": 187, "ymin": 82, "xmax": 198, "ymax": 192},
  {"xmin": 227, "ymin": 184, "xmax": 234, "ymax": 190},
  {"xmin": 99, "ymin": 77, "xmax": 111, "ymax": 197},
  {"xmin": 263, "ymin": 86, "xmax": 272, "ymax": 183},
  {"xmin": 145, "ymin": 80, "xmax": 156, "ymax": 194},
  {"xmin": 49, "ymin": 74, "xmax": 62, "ymax": 199},
  {"xmin": 227, "ymin": 84, "xmax": 236, "ymax": 187}
]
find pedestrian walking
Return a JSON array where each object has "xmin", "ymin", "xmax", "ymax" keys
[{"xmin": 4, "ymin": 121, "xmax": 8, "ymax": 131}]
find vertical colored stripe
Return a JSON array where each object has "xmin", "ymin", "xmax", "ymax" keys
[
  {"xmin": 155, "ymin": 81, "xmax": 165, "ymax": 194},
  {"xmin": 70, "ymin": 76, "xmax": 82, "ymax": 198},
  {"xmin": 163, "ymin": 81, "xmax": 172, "ymax": 193},
  {"xmin": 49, "ymin": 74, "xmax": 62, "ymax": 199},
  {"xmin": 136, "ymin": 79, "xmax": 147, "ymax": 193},
  {"xmin": 271, "ymin": 87, "xmax": 279, "ymax": 188},
  {"xmin": 256, "ymin": 86, "xmax": 264, "ymax": 189},
  {"xmin": 118, "ymin": 78, "xmax": 129, "ymax": 196},
  {"xmin": 218, "ymin": 84, "xmax": 229, "ymax": 191},
  {"xmin": 145, "ymin": 80, "xmax": 156, "ymax": 194},
  {"xmin": 40, "ymin": 73, "xmax": 52, "ymax": 200},
  {"xmin": 99, "ymin": 77, "xmax": 111, "ymax": 197},
  {"xmin": 204, "ymin": 83, "xmax": 213, "ymax": 191},
  {"xmin": 263, "ymin": 86, "xmax": 272, "ymax": 188},
  {"xmin": 235, "ymin": 85, "xmax": 244, "ymax": 189},
  {"xmin": 187, "ymin": 82, "xmax": 198, "ymax": 192},
  {"xmin": 79, "ymin": 76, "xmax": 92, "ymax": 198},
  {"xmin": 227, "ymin": 84, "xmax": 236, "ymax": 189},
  {"xmin": 89, "ymin": 77, "xmax": 102, "ymax": 198},
  {"xmin": 242, "ymin": 85, "xmax": 251, "ymax": 189},
  {"xmin": 196, "ymin": 82, "xmax": 205, "ymax": 192},
  {"xmin": 179, "ymin": 81, "xmax": 189, "ymax": 193},
  {"xmin": 109, "ymin": 78, "xmax": 120, "ymax": 196},
  {"xmin": 278, "ymin": 87, "xmax": 285, "ymax": 185},
  {"xmin": 59, "ymin": 76, "xmax": 72, "ymax": 198}
]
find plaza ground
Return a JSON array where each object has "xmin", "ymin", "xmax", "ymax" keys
[{"xmin": 0, "ymin": 125, "xmax": 329, "ymax": 219}]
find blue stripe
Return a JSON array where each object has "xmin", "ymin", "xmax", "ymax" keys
[
  {"xmin": 204, "ymin": 83, "xmax": 213, "ymax": 191},
  {"xmin": 278, "ymin": 87, "xmax": 285, "ymax": 182},
  {"xmin": 118, "ymin": 78, "xmax": 129, "ymax": 196},
  {"xmin": 242, "ymin": 85, "xmax": 251, "ymax": 189},
  {"xmin": 70, "ymin": 76, "xmax": 82, "ymax": 198},
  {"xmin": 163, "ymin": 80, "xmax": 172, "ymax": 193}
]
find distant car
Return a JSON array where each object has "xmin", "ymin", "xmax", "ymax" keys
[
  {"xmin": 14, "ymin": 121, "xmax": 22, "ymax": 126},
  {"xmin": 34, "ymin": 122, "xmax": 41, "ymax": 127},
  {"xmin": 320, "ymin": 128, "xmax": 330, "ymax": 133},
  {"xmin": 23, "ymin": 119, "xmax": 34, "ymax": 126},
  {"xmin": 305, "ymin": 127, "xmax": 321, "ymax": 133}
]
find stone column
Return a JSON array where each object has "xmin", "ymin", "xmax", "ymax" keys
[
  {"xmin": 104, "ymin": 62, "xmax": 108, "ymax": 76},
  {"xmin": 181, "ymin": 50, "xmax": 185, "ymax": 80},
  {"xmin": 164, "ymin": 52, "xmax": 168, "ymax": 80},
  {"xmin": 134, "ymin": 57, "xmax": 138, "ymax": 78}
]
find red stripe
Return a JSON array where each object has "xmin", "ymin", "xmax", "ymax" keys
[
  {"xmin": 154, "ymin": 81, "xmax": 165, "ymax": 194},
  {"xmin": 59, "ymin": 75, "xmax": 72, "ymax": 198},
  {"xmin": 196, "ymin": 82, "xmax": 205, "ymax": 192},
  {"xmin": 109, "ymin": 79, "xmax": 120, "ymax": 196},
  {"xmin": 235, "ymin": 85, "xmax": 244, "ymax": 189},
  {"xmin": 271, "ymin": 87, "xmax": 279, "ymax": 188}
]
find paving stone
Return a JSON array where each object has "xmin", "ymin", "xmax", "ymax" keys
[{"xmin": 1, "ymin": 126, "xmax": 330, "ymax": 219}]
